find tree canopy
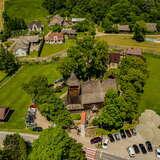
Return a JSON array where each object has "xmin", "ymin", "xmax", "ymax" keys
[
  {"xmin": 60, "ymin": 36, "xmax": 109, "ymax": 80},
  {"xmin": 29, "ymin": 127, "xmax": 86, "ymax": 160},
  {"xmin": 0, "ymin": 45, "xmax": 19, "ymax": 75}
]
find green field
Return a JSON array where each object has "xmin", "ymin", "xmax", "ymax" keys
[
  {"xmin": 98, "ymin": 34, "xmax": 160, "ymax": 54},
  {"xmin": 0, "ymin": 63, "xmax": 61, "ymax": 130},
  {"xmin": 0, "ymin": 0, "xmax": 3, "ymax": 30},
  {"xmin": 0, "ymin": 71, "xmax": 6, "ymax": 81},
  {"xmin": 5, "ymin": 0, "xmax": 49, "ymax": 24},
  {"xmin": 41, "ymin": 39, "xmax": 75, "ymax": 57},
  {"xmin": 139, "ymin": 54, "xmax": 160, "ymax": 114}
]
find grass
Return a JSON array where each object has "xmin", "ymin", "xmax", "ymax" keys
[
  {"xmin": 5, "ymin": 0, "xmax": 49, "ymax": 24},
  {"xmin": 0, "ymin": 71, "xmax": 6, "ymax": 81},
  {"xmin": 97, "ymin": 34, "xmax": 160, "ymax": 54},
  {"xmin": 139, "ymin": 54, "xmax": 160, "ymax": 114},
  {"xmin": 0, "ymin": 63, "xmax": 61, "ymax": 130},
  {"xmin": 41, "ymin": 39, "xmax": 75, "ymax": 57}
]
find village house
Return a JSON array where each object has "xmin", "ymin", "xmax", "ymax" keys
[
  {"xmin": 108, "ymin": 52, "xmax": 121, "ymax": 69},
  {"xmin": 28, "ymin": 21, "xmax": 43, "ymax": 32},
  {"xmin": 117, "ymin": 24, "xmax": 130, "ymax": 32},
  {"xmin": 0, "ymin": 107, "xmax": 10, "ymax": 121},
  {"xmin": 66, "ymin": 73, "xmax": 117, "ymax": 112},
  {"xmin": 49, "ymin": 15, "xmax": 64, "ymax": 26},
  {"xmin": 123, "ymin": 48, "xmax": 142, "ymax": 57},
  {"xmin": 45, "ymin": 32, "xmax": 64, "ymax": 44},
  {"xmin": 146, "ymin": 23, "xmax": 157, "ymax": 32},
  {"xmin": 13, "ymin": 35, "xmax": 40, "ymax": 57},
  {"xmin": 61, "ymin": 28, "xmax": 77, "ymax": 38}
]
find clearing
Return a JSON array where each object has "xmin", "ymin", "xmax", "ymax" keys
[
  {"xmin": 98, "ymin": 34, "xmax": 160, "ymax": 54},
  {"xmin": 5, "ymin": 0, "xmax": 48, "ymax": 24},
  {"xmin": 0, "ymin": 63, "xmax": 61, "ymax": 131},
  {"xmin": 139, "ymin": 54, "xmax": 160, "ymax": 114},
  {"xmin": 41, "ymin": 39, "xmax": 75, "ymax": 57}
]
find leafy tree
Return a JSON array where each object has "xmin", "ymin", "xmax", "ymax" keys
[
  {"xmin": 102, "ymin": 16, "xmax": 113, "ymax": 33},
  {"xmin": 23, "ymin": 75, "xmax": 52, "ymax": 103},
  {"xmin": 29, "ymin": 127, "xmax": 86, "ymax": 160},
  {"xmin": 0, "ymin": 45, "xmax": 19, "ymax": 75},
  {"xmin": 3, "ymin": 134, "xmax": 27, "ymax": 160},
  {"xmin": 60, "ymin": 36, "xmax": 109, "ymax": 80},
  {"xmin": 93, "ymin": 90, "xmax": 123, "ymax": 130},
  {"xmin": 52, "ymin": 24, "xmax": 62, "ymax": 32},
  {"xmin": 133, "ymin": 21, "xmax": 146, "ymax": 42},
  {"xmin": 39, "ymin": 96, "xmax": 73, "ymax": 128}
]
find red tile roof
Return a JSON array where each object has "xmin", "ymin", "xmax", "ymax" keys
[
  {"xmin": 45, "ymin": 32, "xmax": 64, "ymax": 41},
  {"xmin": 81, "ymin": 111, "xmax": 86, "ymax": 125}
]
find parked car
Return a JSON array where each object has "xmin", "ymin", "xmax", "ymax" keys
[
  {"xmin": 114, "ymin": 133, "xmax": 121, "ymax": 141},
  {"xmin": 32, "ymin": 126, "xmax": 43, "ymax": 132},
  {"xmin": 133, "ymin": 144, "xmax": 140, "ymax": 154},
  {"xmin": 90, "ymin": 137, "xmax": 102, "ymax": 144},
  {"xmin": 130, "ymin": 128, "xmax": 136, "ymax": 136},
  {"xmin": 139, "ymin": 144, "xmax": 147, "ymax": 154},
  {"xmin": 125, "ymin": 130, "xmax": 132, "ymax": 138},
  {"xmin": 108, "ymin": 134, "xmax": 115, "ymax": 143},
  {"xmin": 102, "ymin": 138, "xmax": 109, "ymax": 149},
  {"xmin": 127, "ymin": 146, "xmax": 135, "ymax": 157},
  {"xmin": 120, "ymin": 129, "xmax": 126, "ymax": 139},
  {"xmin": 145, "ymin": 141, "xmax": 153, "ymax": 152},
  {"xmin": 156, "ymin": 148, "xmax": 160, "ymax": 158}
]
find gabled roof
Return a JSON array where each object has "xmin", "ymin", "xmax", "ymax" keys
[
  {"xmin": 45, "ymin": 32, "xmax": 64, "ymax": 41},
  {"xmin": 66, "ymin": 73, "xmax": 80, "ymax": 86},
  {"xmin": 124, "ymin": 48, "xmax": 142, "ymax": 56},
  {"xmin": 28, "ymin": 21, "xmax": 43, "ymax": 29},
  {"xmin": 49, "ymin": 15, "xmax": 64, "ymax": 26},
  {"xmin": 0, "ymin": 107, "xmax": 10, "ymax": 121},
  {"xmin": 146, "ymin": 23, "xmax": 157, "ymax": 32}
]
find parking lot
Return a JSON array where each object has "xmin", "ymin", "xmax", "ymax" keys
[{"xmin": 103, "ymin": 132, "xmax": 157, "ymax": 159}]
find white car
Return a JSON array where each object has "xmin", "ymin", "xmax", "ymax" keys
[
  {"xmin": 127, "ymin": 146, "xmax": 135, "ymax": 157},
  {"xmin": 156, "ymin": 148, "xmax": 160, "ymax": 158},
  {"xmin": 102, "ymin": 138, "xmax": 109, "ymax": 149}
]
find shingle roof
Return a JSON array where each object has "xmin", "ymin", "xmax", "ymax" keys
[
  {"xmin": 45, "ymin": 32, "xmax": 64, "ymax": 41},
  {"xmin": 109, "ymin": 53, "xmax": 121, "ymax": 63},
  {"xmin": 124, "ymin": 48, "xmax": 142, "ymax": 56},
  {"xmin": 28, "ymin": 21, "xmax": 43, "ymax": 29},
  {"xmin": 49, "ymin": 15, "xmax": 64, "ymax": 26},
  {"xmin": 0, "ymin": 107, "xmax": 10, "ymax": 121},
  {"xmin": 66, "ymin": 72, "xmax": 80, "ymax": 86}
]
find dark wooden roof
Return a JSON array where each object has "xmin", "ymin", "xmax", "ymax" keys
[
  {"xmin": 109, "ymin": 53, "xmax": 121, "ymax": 63},
  {"xmin": 0, "ymin": 107, "xmax": 10, "ymax": 121},
  {"xmin": 66, "ymin": 73, "xmax": 80, "ymax": 86}
]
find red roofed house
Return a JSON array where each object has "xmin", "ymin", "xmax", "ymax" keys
[
  {"xmin": 80, "ymin": 111, "xmax": 87, "ymax": 137},
  {"xmin": 45, "ymin": 32, "xmax": 64, "ymax": 44}
]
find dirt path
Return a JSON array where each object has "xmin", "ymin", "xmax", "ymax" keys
[{"xmin": 0, "ymin": 0, "xmax": 4, "ymax": 31}]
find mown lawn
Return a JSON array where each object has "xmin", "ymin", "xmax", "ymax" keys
[
  {"xmin": 0, "ymin": 71, "xmax": 6, "ymax": 81},
  {"xmin": 5, "ymin": 0, "xmax": 48, "ymax": 24},
  {"xmin": 41, "ymin": 39, "xmax": 75, "ymax": 57},
  {"xmin": 0, "ymin": 63, "xmax": 61, "ymax": 130},
  {"xmin": 139, "ymin": 54, "xmax": 160, "ymax": 114},
  {"xmin": 98, "ymin": 34, "xmax": 160, "ymax": 54}
]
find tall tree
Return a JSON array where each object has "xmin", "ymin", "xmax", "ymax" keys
[
  {"xmin": 29, "ymin": 127, "xmax": 86, "ymax": 160},
  {"xmin": 60, "ymin": 36, "xmax": 109, "ymax": 80},
  {"xmin": 2, "ymin": 134, "xmax": 27, "ymax": 160}
]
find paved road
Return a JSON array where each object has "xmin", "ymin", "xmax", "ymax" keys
[
  {"xmin": 0, "ymin": 131, "xmax": 39, "ymax": 145},
  {"xmin": 98, "ymin": 151, "xmax": 128, "ymax": 160}
]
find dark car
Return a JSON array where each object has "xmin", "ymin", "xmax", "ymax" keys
[
  {"xmin": 114, "ymin": 133, "xmax": 121, "ymax": 141},
  {"xmin": 130, "ymin": 128, "xmax": 137, "ymax": 136},
  {"xmin": 145, "ymin": 141, "xmax": 153, "ymax": 152},
  {"xmin": 90, "ymin": 137, "xmax": 102, "ymax": 144},
  {"xmin": 125, "ymin": 130, "xmax": 132, "ymax": 138},
  {"xmin": 133, "ymin": 144, "xmax": 140, "ymax": 154},
  {"xmin": 139, "ymin": 144, "xmax": 147, "ymax": 154},
  {"xmin": 32, "ymin": 127, "xmax": 43, "ymax": 132},
  {"xmin": 108, "ymin": 134, "xmax": 115, "ymax": 143},
  {"xmin": 120, "ymin": 129, "xmax": 126, "ymax": 139}
]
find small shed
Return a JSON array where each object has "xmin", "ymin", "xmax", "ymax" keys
[
  {"xmin": 146, "ymin": 23, "xmax": 157, "ymax": 32},
  {"xmin": 0, "ymin": 107, "xmax": 10, "ymax": 121},
  {"xmin": 117, "ymin": 24, "xmax": 130, "ymax": 32}
]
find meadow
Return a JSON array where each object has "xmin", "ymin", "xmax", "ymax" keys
[
  {"xmin": 98, "ymin": 34, "xmax": 160, "ymax": 54},
  {"xmin": 0, "ymin": 0, "xmax": 4, "ymax": 30},
  {"xmin": 139, "ymin": 54, "xmax": 160, "ymax": 115},
  {"xmin": 0, "ymin": 63, "xmax": 61, "ymax": 131},
  {"xmin": 5, "ymin": 0, "xmax": 48, "ymax": 24}
]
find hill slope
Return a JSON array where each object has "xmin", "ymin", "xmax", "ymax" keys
[{"xmin": 5, "ymin": 0, "xmax": 49, "ymax": 24}]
